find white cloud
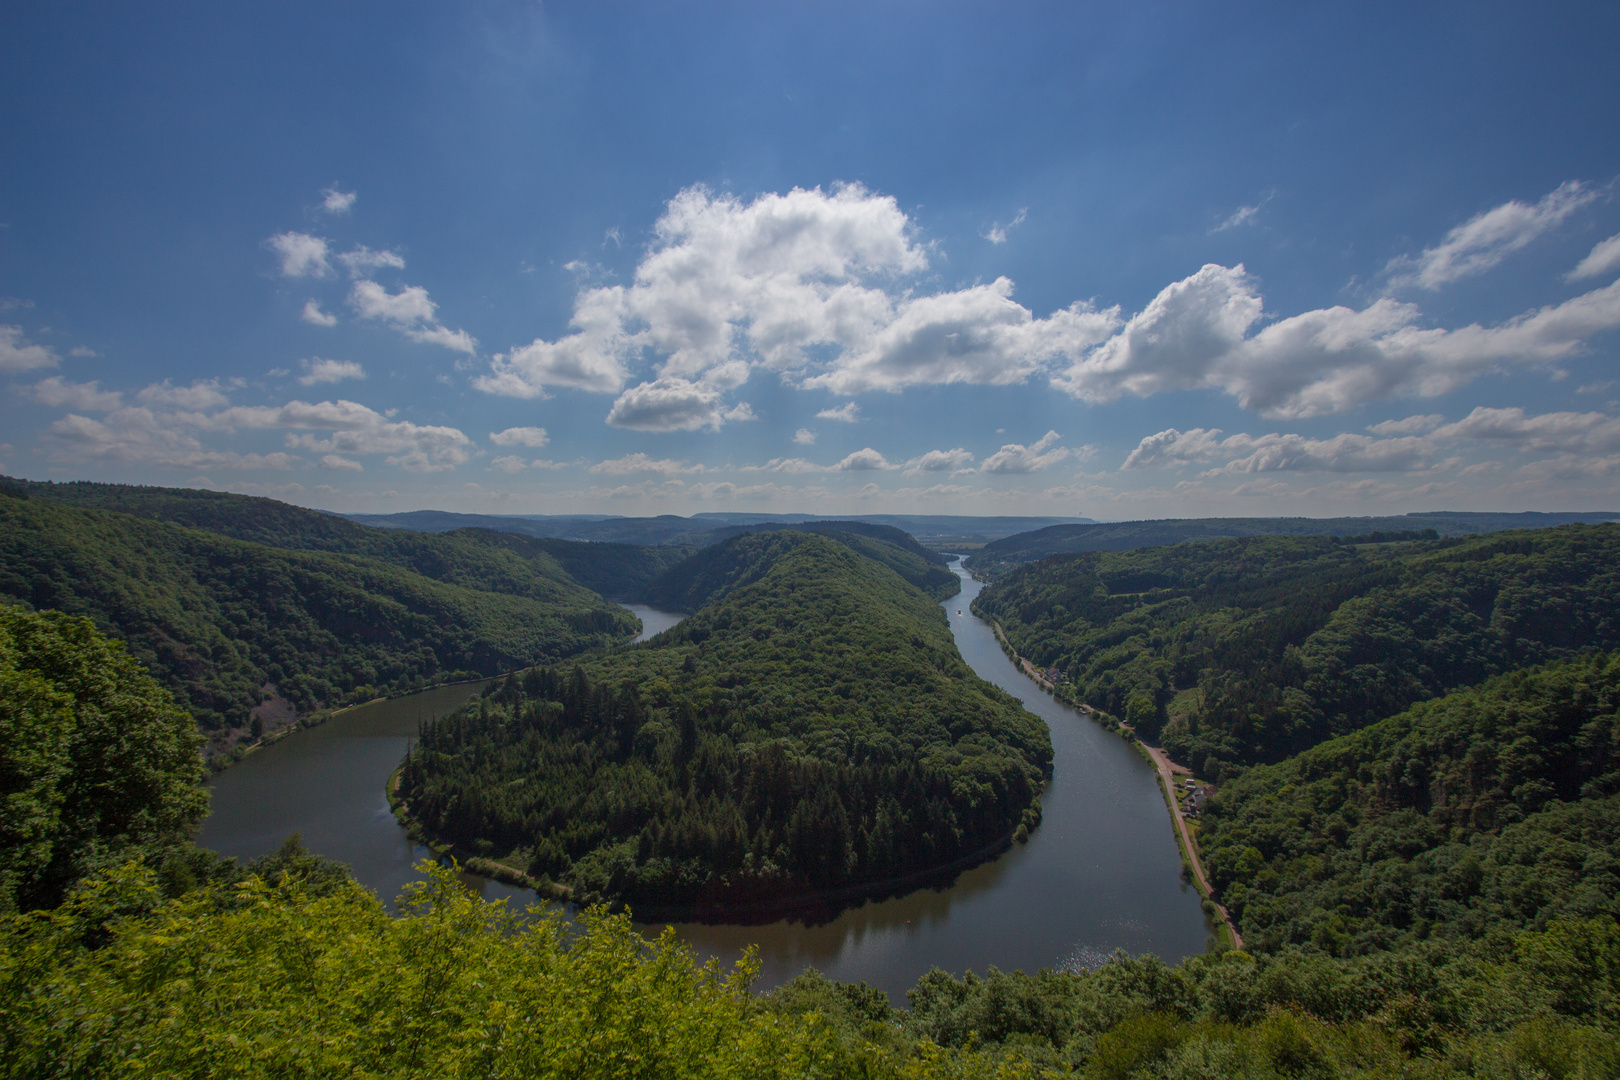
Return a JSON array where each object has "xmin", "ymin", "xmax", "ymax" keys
[
  {"xmin": 806, "ymin": 279, "xmax": 1118, "ymax": 394},
  {"xmin": 981, "ymin": 430, "xmax": 1070, "ymax": 474},
  {"xmin": 1367, "ymin": 414, "xmax": 1445, "ymax": 436},
  {"xmin": 489, "ymin": 426, "xmax": 549, "ymax": 448},
  {"xmin": 1430, "ymin": 405, "xmax": 1620, "ymax": 455},
  {"xmin": 338, "ymin": 246, "xmax": 406, "ymax": 277},
  {"xmin": 321, "ymin": 187, "xmax": 357, "ymax": 214},
  {"xmin": 348, "ymin": 280, "xmax": 476, "ymax": 354},
  {"xmin": 137, "ymin": 379, "xmax": 231, "ymax": 410},
  {"xmin": 793, "ymin": 428, "xmax": 816, "ymax": 445},
  {"xmin": 301, "ymin": 299, "xmax": 338, "ymax": 326},
  {"xmin": 741, "ymin": 457, "xmax": 824, "ymax": 474},
  {"xmin": 903, "ymin": 448, "xmax": 975, "ymax": 475},
  {"xmin": 298, "ymin": 358, "xmax": 365, "ymax": 385},
  {"xmin": 589, "ymin": 453, "xmax": 705, "ymax": 476},
  {"xmin": 321, "ymin": 454, "xmax": 363, "ymax": 471},
  {"xmin": 1122, "ymin": 426, "xmax": 1433, "ymax": 474},
  {"xmin": 836, "ymin": 447, "xmax": 892, "ymax": 471},
  {"xmin": 816, "ymin": 403, "xmax": 860, "ymax": 422},
  {"xmin": 983, "ymin": 208, "xmax": 1027, "ymax": 245},
  {"xmin": 68, "ymin": 346, "xmax": 96, "ymax": 358},
  {"xmin": 1569, "ymin": 232, "xmax": 1620, "ymax": 282},
  {"xmin": 44, "ymin": 408, "xmax": 300, "ymax": 471},
  {"xmin": 0, "ymin": 325, "xmax": 59, "ymax": 372},
  {"xmin": 475, "ymin": 286, "xmax": 628, "ymax": 397},
  {"xmin": 34, "ymin": 376, "xmax": 120, "ymax": 411},
  {"xmin": 267, "ymin": 232, "xmax": 332, "ymax": 278},
  {"xmin": 1211, "ymin": 203, "xmax": 1261, "ymax": 234},
  {"xmin": 1054, "ymin": 263, "xmax": 1620, "ymax": 418},
  {"xmin": 605, "ymin": 377, "xmax": 730, "ymax": 432},
  {"xmin": 1386, "ymin": 181, "xmax": 1597, "ymax": 289},
  {"xmin": 489, "ymin": 455, "xmax": 529, "ymax": 474}
]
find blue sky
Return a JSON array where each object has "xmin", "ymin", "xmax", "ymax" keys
[{"xmin": 4, "ymin": 2, "xmax": 1620, "ymax": 518}]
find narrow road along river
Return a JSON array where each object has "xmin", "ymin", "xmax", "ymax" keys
[{"xmin": 199, "ymin": 559, "xmax": 1211, "ymax": 1001}]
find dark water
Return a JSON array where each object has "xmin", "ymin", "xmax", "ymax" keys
[{"xmin": 200, "ymin": 567, "xmax": 1210, "ymax": 999}]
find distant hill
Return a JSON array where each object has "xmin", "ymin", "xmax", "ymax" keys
[
  {"xmin": 0, "ymin": 482, "xmax": 659, "ymax": 756},
  {"xmin": 640, "ymin": 526, "xmax": 958, "ymax": 612},
  {"xmin": 398, "ymin": 531, "xmax": 1049, "ymax": 913},
  {"xmin": 344, "ymin": 508, "xmax": 1092, "ymax": 549},
  {"xmin": 966, "ymin": 511, "xmax": 1620, "ymax": 577},
  {"xmin": 973, "ymin": 525, "xmax": 1620, "ymax": 778}
]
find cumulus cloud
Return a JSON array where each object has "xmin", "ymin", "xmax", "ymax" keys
[
  {"xmin": 1122, "ymin": 426, "xmax": 1433, "ymax": 474},
  {"xmin": 489, "ymin": 426, "xmax": 549, "ymax": 448},
  {"xmin": 301, "ymin": 299, "xmax": 338, "ymax": 326},
  {"xmin": 489, "ymin": 455, "xmax": 528, "ymax": 474},
  {"xmin": 0, "ymin": 325, "xmax": 59, "ymax": 372},
  {"xmin": 228, "ymin": 399, "xmax": 474, "ymax": 472},
  {"xmin": 1430, "ymin": 405, "xmax": 1620, "ymax": 455},
  {"xmin": 741, "ymin": 457, "xmax": 824, "ymax": 474},
  {"xmin": 338, "ymin": 246, "xmax": 406, "ymax": 277},
  {"xmin": 348, "ymin": 280, "xmax": 476, "ymax": 354},
  {"xmin": 33, "ymin": 376, "xmax": 121, "ymax": 411},
  {"xmin": 321, "ymin": 454, "xmax": 363, "ymax": 471},
  {"xmin": 321, "ymin": 187, "xmax": 357, "ymax": 214},
  {"xmin": 298, "ymin": 358, "xmax": 365, "ymax": 385},
  {"xmin": 816, "ymin": 403, "xmax": 860, "ymax": 422},
  {"xmin": 589, "ymin": 453, "xmax": 705, "ymax": 476},
  {"xmin": 793, "ymin": 428, "xmax": 816, "ymax": 445},
  {"xmin": 44, "ymin": 406, "xmax": 299, "ymax": 471},
  {"xmin": 981, "ymin": 430, "xmax": 1070, "ymax": 473},
  {"xmin": 137, "ymin": 379, "xmax": 231, "ymax": 410},
  {"xmin": 1054, "ymin": 263, "xmax": 1620, "ymax": 418},
  {"xmin": 903, "ymin": 448, "xmax": 975, "ymax": 475},
  {"xmin": 267, "ymin": 232, "xmax": 332, "ymax": 278},
  {"xmin": 1367, "ymin": 414, "xmax": 1445, "ymax": 436},
  {"xmin": 1386, "ymin": 181, "xmax": 1597, "ymax": 289},
  {"xmin": 837, "ymin": 447, "xmax": 892, "ymax": 471},
  {"xmin": 478, "ymin": 184, "xmax": 1116, "ymax": 425},
  {"xmin": 1570, "ymin": 232, "xmax": 1620, "ymax": 282},
  {"xmin": 603, "ymin": 377, "xmax": 747, "ymax": 432}
]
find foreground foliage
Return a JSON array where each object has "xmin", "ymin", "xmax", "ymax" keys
[
  {"xmin": 974, "ymin": 526, "xmax": 1620, "ymax": 776},
  {"xmin": 0, "ymin": 607, "xmax": 205, "ymax": 913},
  {"xmin": 399, "ymin": 531, "xmax": 1049, "ymax": 910}
]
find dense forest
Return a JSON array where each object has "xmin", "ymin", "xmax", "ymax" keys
[
  {"xmin": 397, "ymin": 531, "xmax": 1047, "ymax": 911},
  {"xmin": 5, "ymin": 535, "xmax": 1620, "ymax": 1074},
  {"xmin": 0, "ymin": 490, "xmax": 640, "ymax": 753},
  {"xmin": 973, "ymin": 525, "xmax": 1620, "ymax": 777},
  {"xmin": 966, "ymin": 511, "xmax": 1620, "ymax": 578}
]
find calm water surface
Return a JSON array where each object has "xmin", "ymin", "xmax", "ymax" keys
[{"xmin": 201, "ymin": 567, "xmax": 1210, "ymax": 999}]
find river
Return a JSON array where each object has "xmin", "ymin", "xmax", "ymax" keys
[{"xmin": 199, "ymin": 560, "xmax": 1210, "ymax": 1000}]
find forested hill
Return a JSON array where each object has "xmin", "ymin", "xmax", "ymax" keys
[
  {"xmin": 1200, "ymin": 653, "xmax": 1620, "ymax": 956},
  {"xmin": 0, "ymin": 494, "xmax": 638, "ymax": 753},
  {"xmin": 693, "ymin": 520, "xmax": 949, "ymax": 565},
  {"xmin": 966, "ymin": 511, "xmax": 1620, "ymax": 577},
  {"xmin": 397, "ymin": 532, "xmax": 1049, "ymax": 913},
  {"xmin": 1, "ymin": 476, "xmax": 690, "ymax": 599},
  {"xmin": 640, "ymin": 527, "xmax": 959, "ymax": 612},
  {"xmin": 973, "ymin": 525, "xmax": 1620, "ymax": 777}
]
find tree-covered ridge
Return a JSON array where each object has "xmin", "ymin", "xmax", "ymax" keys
[
  {"xmin": 3, "ymin": 475, "xmax": 692, "ymax": 600},
  {"xmin": 398, "ymin": 532, "xmax": 1048, "ymax": 911},
  {"xmin": 973, "ymin": 525, "xmax": 1620, "ymax": 776},
  {"xmin": 693, "ymin": 519, "xmax": 951, "ymax": 566},
  {"xmin": 641, "ymin": 527, "xmax": 958, "ymax": 612},
  {"xmin": 965, "ymin": 511, "xmax": 1620, "ymax": 578},
  {"xmin": 1198, "ymin": 654, "xmax": 1620, "ymax": 957},
  {"xmin": 0, "ymin": 496, "xmax": 638, "ymax": 744}
]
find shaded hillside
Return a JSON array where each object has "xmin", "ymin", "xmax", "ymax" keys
[
  {"xmin": 694, "ymin": 519, "xmax": 950, "ymax": 566},
  {"xmin": 5, "ymin": 478, "xmax": 683, "ymax": 599},
  {"xmin": 0, "ymin": 496, "xmax": 637, "ymax": 749},
  {"xmin": 1200, "ymin": 654, "xmax": 1620, "ymax": 955},
  {"xmin": 967, "ymin": 511, "xmax": 1620, "ymax": 578},
  {"xmin": 398, "ymin": 532, "xmax": 1048, "ymax": 913},
  {"xmin": 641, "ymin": 528, "xmax": 958, "ymax": 611},
  {"xmin": 973, "ymin": 526, "xmax": 1620, "ymax": 776}
]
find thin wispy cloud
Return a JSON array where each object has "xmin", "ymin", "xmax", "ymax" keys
[{"xmin": 1385, "ymin": 181, "xmax": 1598, "ymax": 289}]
